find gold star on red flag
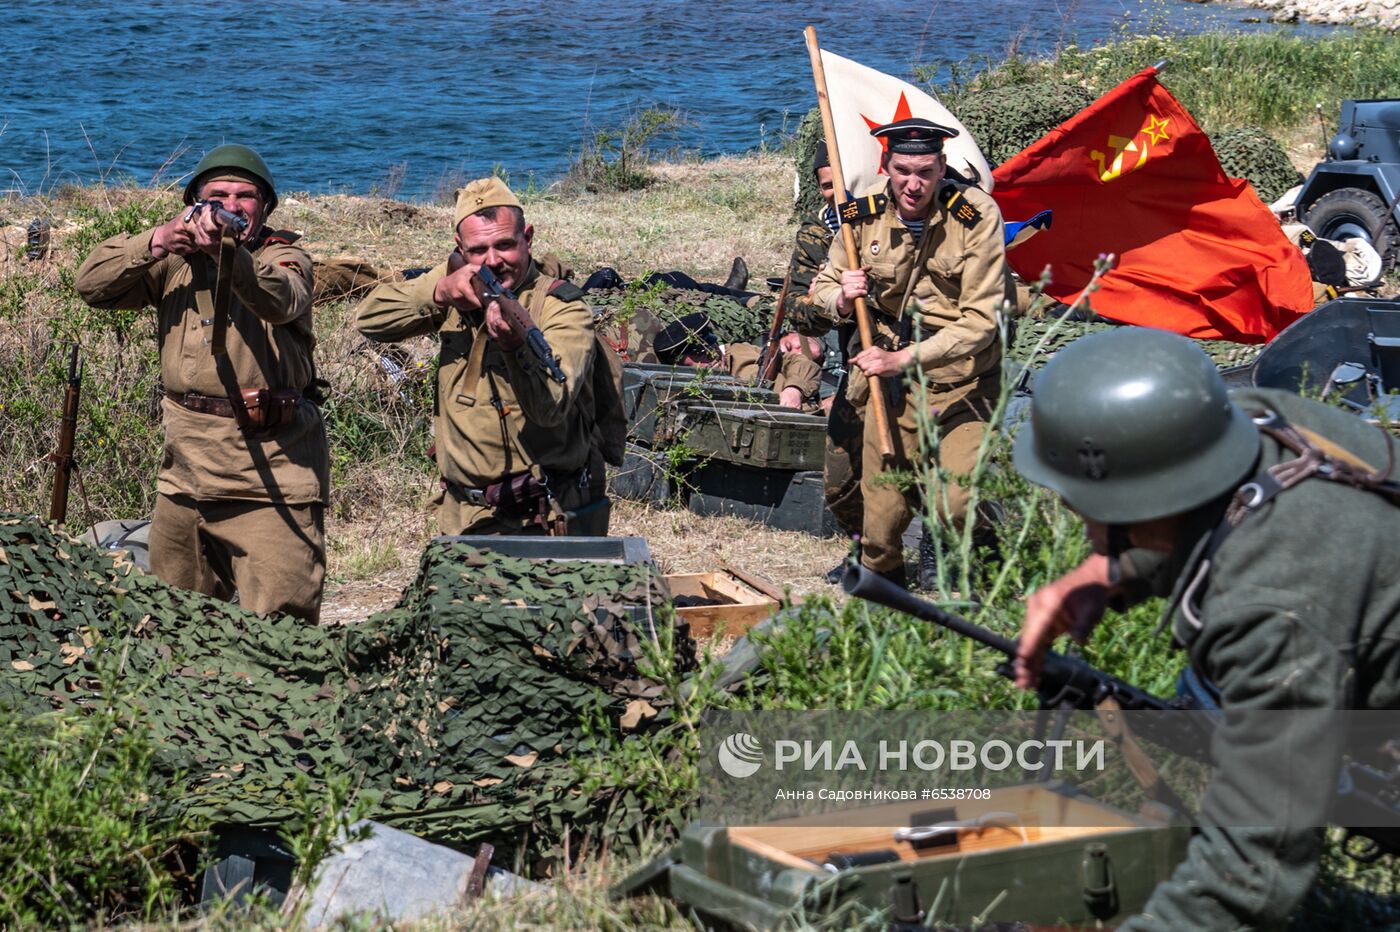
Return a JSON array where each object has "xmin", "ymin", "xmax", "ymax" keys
[{"xmin": 1142, "ymin": 114, "xmax": 1170, "ymax": 146}]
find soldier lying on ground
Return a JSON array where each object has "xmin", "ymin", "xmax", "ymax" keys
[
  {"xmin": 1013, "ymin": 327, "xmax": 1400, "ymax": 930},
  {"xmin": 355, "ymin": 177, "xmax": 609, "ymax": 537},
  {"xmin": 74, "ymin": 143, "xmax": 329, "ymax": 623},
  {"xmin": 651, "ymin": 311, "xmax": 823, "ymax": 411}
]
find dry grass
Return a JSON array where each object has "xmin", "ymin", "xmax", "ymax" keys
[{"xmin": 277, "ymin": 152, "xmax": 797, "ymax": 285}]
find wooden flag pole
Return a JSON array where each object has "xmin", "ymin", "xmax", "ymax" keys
[{"xmin": 804, "ymin": 25, "xmax": 896, "ymax": 461}]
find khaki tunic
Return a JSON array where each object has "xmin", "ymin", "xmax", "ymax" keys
[
  {"xmin": 723, "ymin": 342, "xmax": 821, "ymax": 406},
  {"xmin": 75, "ymin": 231, "xmax": 329, "ymax": 505},
  {"xmin": 354, "ymin": 260, "xmax": 598, "ymax": 533},
  {"xmin": 810, "ymin": 180, "xmax": 1012, "ymax": 573}
]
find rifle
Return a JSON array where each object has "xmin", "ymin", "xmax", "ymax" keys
[
  {"xmin": 757, "ymin": 270, "xmax": 793, "ymax": 384},
  {"xmin": 47, "ymin": 344, "xmax": 82, "ymax": 524},
  {"xmin": 183, "ymin": 199, "xmax": 249, "ymax": 236},
  {"xmin": 841, "ymin": 561, "xmax": 1213, "ymax": 759},
  {"xmin": 842, "ymin": 561, "xmax": 1400, "ymax": 858},
  {"xmin": 446, "ymin": 252, "xmax": 567, "ymax": 383},
  {"xmin": 805, "ymin": 25, "xmax": 896, "ymax": 461}
]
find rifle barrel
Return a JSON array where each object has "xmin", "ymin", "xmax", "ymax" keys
[
  {"xmin": 841, "ymin": 561, "xmax": 1017, "ymax": 655},
  {"xmin": 47, "ymin": 344, "xmax": 81, "ymax": 524}
]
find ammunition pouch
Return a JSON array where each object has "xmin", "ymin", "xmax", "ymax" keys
[
  {"xmin": 484, "ymin": 472, "xmax": 549, "ymax": 517},
  {"xmin": 446, "ymin": 466, "xmax": 589, "ymax": 535}
]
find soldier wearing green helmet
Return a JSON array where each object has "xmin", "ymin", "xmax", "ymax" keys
[
  {"xmin": 76, "ymin": 143, "xmax": 328, "ymax": 622},
  {"xmin": 1012, "ymin": 327, "xmax": 1400, "ymax": 930}
]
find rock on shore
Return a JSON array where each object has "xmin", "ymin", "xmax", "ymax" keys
[{"xmin": 1222, "ymin": 0, "xmax": 1400, "ymax": 29}]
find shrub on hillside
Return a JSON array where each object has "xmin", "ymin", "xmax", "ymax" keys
[
  {"xmin": 1212, "ymin": 126, "xmax": 1302, "ymax": 205},
  {"xmin": 954, "ymin": 82, "xmax": 1096, "ymax": 167}
]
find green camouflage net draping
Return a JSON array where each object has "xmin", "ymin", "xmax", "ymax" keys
[
  {"xmin": 1213, "ymin": 126, "xmax": 1303, "ymax": 207},
  {"xmin": 590, "ymin": 287, "xmax": 769, "ymax": 353},
  {"xmin": 0, "ymin": 517, "xmax": 691, "ymax": 864},
  {"xmin": 1009, "ymin": 315, "xmax": 1263, "ymax": 370}
]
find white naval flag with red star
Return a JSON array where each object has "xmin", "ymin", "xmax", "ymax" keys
[{"xmin": 820, "ymin": 48, "xmax": 993, "ymax": 195}]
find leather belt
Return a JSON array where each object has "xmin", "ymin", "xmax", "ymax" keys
[
  {"xmin": 167, "ymin": 390, "xmax": 240, "ymax": 418},
  {"xmin": 167, "ymin": 388, "xmax": 303, "ymax": 428}
]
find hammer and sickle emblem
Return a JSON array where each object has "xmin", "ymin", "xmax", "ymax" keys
[{"xmin": 1078, "ymin": 442, "xmax": 1108, "ymax": 480}]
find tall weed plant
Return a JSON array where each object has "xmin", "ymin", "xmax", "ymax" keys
[{"xmin": 0, "ymin": 699, "xmax": 203, "ymax": 926}]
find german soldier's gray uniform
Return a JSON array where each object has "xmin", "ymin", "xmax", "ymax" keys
[
  {"xmin": 75, "ymin": 144, "xmax": 328, "ymax": 622},
  {"xmin": 810, "ymin": 123, "xmax": 1013, "ymax": 579},
  {"xmin": 1014, "ymin": 328, "xmax": 1400, "ymax": 929},
  {"xmin": 354, "ymin": 178, "xmax": 606, "ymax": 537}
]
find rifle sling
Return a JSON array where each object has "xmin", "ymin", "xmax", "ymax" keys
[
  {"xmin": 209, "ymin": 233, "xmax": 254, "ymax": 431},
  {"xmin": 1094, "ymin": 696, "xmax": 1190, "ymax": 813}
]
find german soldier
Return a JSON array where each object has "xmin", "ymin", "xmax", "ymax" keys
[
  {"xmin": 355, "ymin": 177, "xmax": 607, "ymax": 536},
  {"xmin": 75, "ymin": 144, "xmax": 328, "ymax": 622},
  {"xmin": 810, "ymin": 118, "xmax": 1013, "ymax": 586},
  {"xmin": 1013, "ymin": 327, "xmax": 1400, "ymax": 929}
]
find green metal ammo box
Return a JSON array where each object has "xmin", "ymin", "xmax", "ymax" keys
[
  {"xmin": 668, "ymin": 400, "xmax": 826, "ymax": 472},
  {"xmin": 623, "ymin": 364, "xmax": 777, "ymax": 446},
  {"xmin": 614, "ymin": 784, "xmax": 1189, "ymax": 929}
]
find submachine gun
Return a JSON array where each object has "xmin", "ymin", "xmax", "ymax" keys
[
  {"xmin": 842, "ymin": 561, "xmax": 1400, "ymax": 861},
  {"xmin": 446, "ymin": 252, "xmax": 567, "ymax": 383}
]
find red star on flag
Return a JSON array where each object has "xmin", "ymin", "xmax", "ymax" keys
[{"xmin": 862, "ymin": 92, "xmax": 915, "ymax": 172}]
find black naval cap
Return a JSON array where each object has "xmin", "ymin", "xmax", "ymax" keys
[
  {"xmin": 871, "ymin": 117, "xmax": 959, "ymax": 155},
  {"xmin": 813, "ymin": 139, "xmax": 830, "ymax": 174},
  {"xmin": 653, "ymin": 311, "xmax": 717, "ymax": 365}
]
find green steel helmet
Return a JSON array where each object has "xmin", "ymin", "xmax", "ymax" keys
[
  {"xmin": 1012, "ymin": 327, "xmax": 1260, "ymax": 524},
  {"xmin": 183, "ymin": 144, "xmax": 278, "ymax": 212}
]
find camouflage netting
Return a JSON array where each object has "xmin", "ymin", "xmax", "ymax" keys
[
  {"xmin": 590, "ymin": 286, "xmax": 769, "ymax": 353},
  {"xmin": 954, "ymin": 83, "xmax": 1097, "ymax": 168},
  {"xmin": 793, "ymin": 107, "xmax": 826, "ymax": 219},
  {"xmin": 0, "ymin": 517, "xmax": 692, "ymax": 866},
  {"xmin": 1010, "ymin": 315, "xmax": 1262, "ymax": 370},
  {"xmin": 339, "ymin": 540, "xmax": 691, "ymax": 852},
  {"xmin": 1211, "ymin": 126, "xmax": 1303, "ymax": 206}
]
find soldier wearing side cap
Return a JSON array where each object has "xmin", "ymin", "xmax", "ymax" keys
[
  {"xmin": 652, "ymin": 311, "xmax": 822, "ymax": 410},
  {"xmin": 810, "ymin": 118, "xmax": 1013, "ymax": 587},
  {"xmin": 354, "ymin": 177, "xmax": 608, "ymax": 536},
  {"xmin": 75, "ymin": 144, "xmax": 329, "ymax": 622}
]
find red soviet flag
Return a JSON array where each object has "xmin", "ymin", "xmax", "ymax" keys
[{"xmin": 991, "ymin": 68, "xmax": 1312, "ymax": 343}]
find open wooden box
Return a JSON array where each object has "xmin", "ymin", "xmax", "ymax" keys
[
  {"xmin": 664, "ymin": 564, "xmax": 790, "ymax": 638},
  {"xmin": 730, "ymin": 783, "xmax": 1144, "ymax": 867}
]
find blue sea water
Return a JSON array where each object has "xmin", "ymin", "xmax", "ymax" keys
[{"xmin": 0, "ymin": 0, "xmax": 1329, "ymax": 198}]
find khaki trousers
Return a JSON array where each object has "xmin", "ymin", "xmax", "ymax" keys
[
  {"xmin": 823, "ymin": 371, "xmax": 865, "ymax": 539},
  {"xmin": 857, "ymin": 376, "xmax": 995, "ymax": 574},
  {"xmin": 150, "ymin": 493, "xmax": 326, "ymax": 623}
]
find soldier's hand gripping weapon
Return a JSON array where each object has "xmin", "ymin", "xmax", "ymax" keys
[
  {"xmin": 842, "ymin": 560, "xmax": 1400, "ymax": 860},
  {"xmin": 47, "ymin": 344, "xmax": 82, "ymax": 524},
  {"xmin": 447, "ymin": 252, "xmax": 567, "ymax": 383},
  {"xmin": 842, "ymin": 561, "xmax": 1214, "ymax": 756},
  {"xmin": 183, "ymin": 199, "xmax": 249, "ymax": 236}
]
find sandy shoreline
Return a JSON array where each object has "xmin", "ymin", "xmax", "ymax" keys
[{"xmin": 1208, "ymin": 0, "xmax": 1400, "ymax": 29}]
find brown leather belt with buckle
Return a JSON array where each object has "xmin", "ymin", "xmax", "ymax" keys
[{"xmin": 167, "ymin": 389, "xmax": 301, "ymax": 430}]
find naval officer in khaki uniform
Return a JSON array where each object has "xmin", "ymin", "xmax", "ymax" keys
[
  {"xmin": 811, "ymin": 118, "xmax": 1013, "ymax": 585},
  {"xmin": 76, "ymin": 144, "xmax": 329, "ymax": 622},
  {"xmin": 355, "ymin": 177, "xmax": 608, "ymax": 536}
]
